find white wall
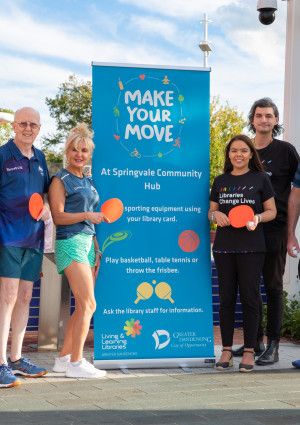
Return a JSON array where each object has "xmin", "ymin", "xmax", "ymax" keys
[{"xmin": 283, "ymin": 0, "xmax": 300, "ymax": 298}]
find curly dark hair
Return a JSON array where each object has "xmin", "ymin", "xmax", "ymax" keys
[
  {"xmin": 248, "ymin": 97, "xmax": 283, "ymax": 136},
  {"xmin": 224, "ymin": 134, "xmax": 264, "ymax": 173}
]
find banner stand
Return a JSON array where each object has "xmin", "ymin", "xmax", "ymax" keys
[
  {"xmin": 94, "ymin": 357, "xmax": 215, "ymax": 370},
  {"xmin": 92, "ymin": 62, "xmax": 215, "ymax": 369}
]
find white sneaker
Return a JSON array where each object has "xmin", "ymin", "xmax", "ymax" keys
[
  {"xmin": 65, "ymin": 359, "xmax": 107, "ymax": 379},
  {"xmin": 53, "ymin": 354, "xmax": 71, "ymax": 373}
]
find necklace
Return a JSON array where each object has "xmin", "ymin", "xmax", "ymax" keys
[{"xmin": 253, "ymin": 136, "xmax": 273, "ymax": 148}]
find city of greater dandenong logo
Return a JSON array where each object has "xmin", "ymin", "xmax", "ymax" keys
[{"xmin": 113, "ymin": 73, "xmax": 186, "ymax": 160}]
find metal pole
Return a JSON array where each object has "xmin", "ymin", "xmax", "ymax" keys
[
  {"xmin": 199, "ymin": 13, "xmax": 211, "ymax": 68},
  {"xmin": 203, "ymin": 14, "xmax": 208, "ymax": 68}
]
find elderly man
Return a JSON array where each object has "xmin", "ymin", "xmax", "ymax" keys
[
  {"xmin": 287, "ymin": 165, "xmax": 300, "ymax": 368},
  {"xmin": 0, "ymin": 107, "xmax": 50, "ymax": 388}
]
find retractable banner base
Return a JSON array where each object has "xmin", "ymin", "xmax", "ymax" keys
[
  {"xmin": 92, "ymin": 62, "xmax": 214, "ymax": 369},
  {"xmin": 94, "ymin": 357, "xmax": 215, "ymax": 370}
]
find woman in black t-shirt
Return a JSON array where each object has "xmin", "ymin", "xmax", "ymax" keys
[{"xmin": 209, "ymin": 135, "xmax": 276, "ymax": 372}]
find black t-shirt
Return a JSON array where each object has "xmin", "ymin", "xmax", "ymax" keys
[
  {"xmin": 257, "ymin": 139, "xmax": 299, "ymax": 231},
  {"xmin": 210, "ymin": 170, "xmax": 274, "ymax": 252}
]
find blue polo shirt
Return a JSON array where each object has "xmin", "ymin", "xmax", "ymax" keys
[
  {"xmin": 55, "ymin": 168, "xmax": 100, "ymax": 240},
  {"xmin": 293, "ymin": 163, "xmax": 300, "ymax": 188},
  {"xmin": 0, "ymin": 139, "xmax": 50, "ymax": 250}
]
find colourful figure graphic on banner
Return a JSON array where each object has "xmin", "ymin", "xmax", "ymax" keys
[
  {"xmin": 113, "ymin": 106, "xmax": 120, "ymax": 117},
  {"xmin": 178, "ymin": 94, "xmax": 184, "ymax": 103},
  {"xmin": 130, "ymin": 148, "xmax": 141, "ymax": 159},
  {"xmin": 178, "ymin": 230, "xmax": 200, "ymax": 252},
  {"xmin": 173, "ymin": 138, "xmax": 181, "ymax": 148},
  {"xmin": 162, "ymin": 75, "xmax": 170, "ymax": 85},
  {"xmin": 118, "ymin": 78, "xmax": 124, "ymax": 90}
]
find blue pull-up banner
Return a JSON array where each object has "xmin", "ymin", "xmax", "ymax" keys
[{"xmin": 92, "ymin": 62, "xmax": 214, "ymax": 368}]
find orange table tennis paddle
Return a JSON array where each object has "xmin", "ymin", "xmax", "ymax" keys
[
  {"xmin": 29, "ymin": 193, "xmax": 44, "ymax": 220},
  {"xmin": 101, "ymin": 198, "xmax": 124, "ymax": 223},
  {"xmin": 228, "ymin": 204, "xmax": 254, "ymax": 228}
]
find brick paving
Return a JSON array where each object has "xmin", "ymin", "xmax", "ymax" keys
[{"xmin": 1, "ymin": 329, "xmax": 300, "ymax": 425}]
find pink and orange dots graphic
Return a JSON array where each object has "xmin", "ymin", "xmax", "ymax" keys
[{"xmin": 178, "ymin": 230, "xmax": 200, "ymax": 252}]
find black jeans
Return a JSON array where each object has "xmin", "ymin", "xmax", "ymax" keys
[
  {"xmin": 214, "ymin": 252, "xmax": 265, "ymax": 348},
  {"xmin": 257, "ymin": 227, "xmax": 287, "ymax": 342}
]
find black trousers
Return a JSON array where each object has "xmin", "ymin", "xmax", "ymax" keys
[
  {"xmin": 257, "ymin": 227, "xmax": 287, "ymax": 342},
  {"xmin": 214, "ymin": 252, "xmax": 265, "ymax": 348}
]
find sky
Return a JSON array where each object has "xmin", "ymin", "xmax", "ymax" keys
[{"xmin": 0, "ymin": 0, "xmax": 287, "ymax": 144}]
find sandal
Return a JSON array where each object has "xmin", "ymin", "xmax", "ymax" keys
[
  {"xmin": 216, "ymin": 348, "xmax": 233, "ymax": 370},
  {"xmin": 239, "ymin": 349, "xmax": 254, "ymax": 373}
]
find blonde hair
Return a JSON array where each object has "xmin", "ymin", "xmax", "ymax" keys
[{"xmin": 64, "ymin": 123, "xmax": 95, "ymax": 159}]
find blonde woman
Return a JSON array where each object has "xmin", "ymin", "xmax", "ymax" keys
[{"xmin": 49, "ymin": 123, "xmax": 107, "ymax": 378}]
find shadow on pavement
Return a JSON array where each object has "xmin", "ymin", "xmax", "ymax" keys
[{"xmin": 0, "ymin": 409, "xmax": 300, "ymax": 425}]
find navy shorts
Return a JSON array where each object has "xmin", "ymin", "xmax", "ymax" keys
[{"xmin": 0, "ymin": 246, "xmax": 43, "ymax": 282}]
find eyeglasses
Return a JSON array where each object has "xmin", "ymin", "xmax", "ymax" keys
[{"xmin": 15, "ymin": 121, "xmax": 41, "ymax": 130}]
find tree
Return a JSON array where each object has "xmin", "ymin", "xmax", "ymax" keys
[
  {"xmin": 0, "ymin": 108, "xmax": 14, "ymax": 146},
  {"xmin": 42, "ymin": 75, "xmax": 92, "ymax": 161},
  {"xmin": 210, "ymin": 97, "xmax": 246, "ymax": 186}
]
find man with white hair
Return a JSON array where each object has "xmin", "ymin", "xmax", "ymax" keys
[{"xmin": 0, "ymin": 107, "xmax": 50, "ymax": 387}]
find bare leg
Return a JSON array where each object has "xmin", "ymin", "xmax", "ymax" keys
[
  {"xmin": 59, "ymin": 307, "xmax": 81, "ymax": 357},
  {"xmin": 241, "ymin": 348, "xmax": 255, "ymax": 366},
  {"xmin": 10, "ymin": 280, "xmax": 33, "ymax": 361},
  {"xmin": 64, "ymin": 262, "xmax": 96, "ymax": 362},
  {"xmin": 218, "ymin": 346, "xmax": 232, "ymax": 363},
  {"xmin": 0, "ymin": 278, "xmax": 19, "ymax": 364}
]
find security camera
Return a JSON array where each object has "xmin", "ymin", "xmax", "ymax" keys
[{"xmin": 257, "ymin": 0, "xmax": 277, "ymax": 25}]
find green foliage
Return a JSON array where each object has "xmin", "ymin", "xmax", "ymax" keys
[
  {"xmin": 0, "ymin": 107, "xmax": 14, "ymax": 114},
  {"xmin": 0, "ymin": 124, "xmax": 13, "ymax": 146},
  {"xmin": 45, "ymin": 150, "xmax": 63, "ymax": 164},
  {"xmin": 42, "ymin": 74, "xmax": 92, "ymax": 158},
  {"xmin": 210, "ymin": 97, "xmax": 246, "ymax": 186},
  {"xmin": 281, "ymin": 291, "xmax": 300, "ymax": 340},
  {"xmin": 262, "ymin": 291, "xmax": 300, "ymax": 341},
  {"xmin": 0, "ymin": 108, "xmax": 14, "ymax": 146}
]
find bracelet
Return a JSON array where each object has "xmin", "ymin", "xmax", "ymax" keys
[
  {"xmin": 210, "ymin": 212, "xmax": 215, "ymax": 223},
  {"xmin": 95, "ymin": 249, "xmax": 103, "ymax": 256},
  {"xmin": 257, "ymin": 214, "xmax": 262, "ymax": 223}
]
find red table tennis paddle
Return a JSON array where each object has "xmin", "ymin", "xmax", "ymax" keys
[
  {"xmin": 101, "ymin": 198, "xmax": 124, "ymax": 223},
  {"xmin": 228, "ymin": 204, "xmax": 254, "ymax": 228},
  {"xmin": 29, "ymin": 193, "xmax": 44, "ymax": 220}
]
